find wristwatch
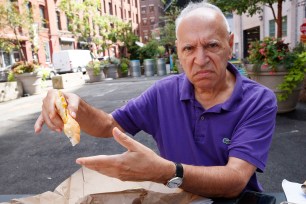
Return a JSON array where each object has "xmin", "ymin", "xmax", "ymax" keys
[{"xmin": 166, "ymin": 162, "xmax": 184, "ymax": 188}]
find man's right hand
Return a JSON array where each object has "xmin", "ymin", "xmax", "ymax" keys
[{"xmin": 34, "ymin": 89, "xmax": 80, "ymax": 134}]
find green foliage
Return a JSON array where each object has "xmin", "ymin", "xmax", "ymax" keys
[
  {"xmin": 0, "ymin": 1, "xmax": 35, "ymax": 60},
  {"xmin": 120, "ymin": 58, "xmax": 130, "ymax": 74},
  {"xmin": 160, "ymin": 0, "xmax": 181, "ymax": 47},
  {"xmin": 138, "ymin": 40, "xmax": 159, "ymax": 61},
  {"xmin": 277, "ymin": 46, "xmax": 306, "ymax": 101},
  {"xmin": 210, "ymin": 0, "xmax": 265, "ymax": 16},
  {"xmin": 7, "ymin": 71, "xmax": 15, "ymax": 82},
  {"xmin": 157, "ymin": 46, "xmax": 166, "ymax": 57},
  {"xmin": 210, "ymin": 0, "xmax": 283, "ymax": 37},
  {"xmin": 11, "ymin": 61, "xmax": 39, "ymax": 74},
  {"xmin": 60, "ymin": 0, "xmax": 137, "ymax": 58},
  {"xmin": 86, "ymin": 61, "xmax": 101, "ymax": 76}
]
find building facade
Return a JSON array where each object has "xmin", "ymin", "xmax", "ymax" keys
[
  {"xmin": 0, "ymin": 0, "xmax": 141, "ymax": 69},
  {"xmin": 232, "ymin": 0, "xmax": 306, "ymax": 60},
  {"xmin": 139, "ymin": 0, "xmax": 164, "ymax": 42}
]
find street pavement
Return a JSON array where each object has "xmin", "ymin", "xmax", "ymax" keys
[{"xmin": 0, "ymin": 75, "xmax": 305, "ymax": 196}]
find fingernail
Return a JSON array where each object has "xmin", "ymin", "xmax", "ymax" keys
[
  {"xmin": 113, "ymin": 127, "xmax": 121, "ymax": 136},
  {"xmin": 70, "ymin": 111, "xmax": 76, "ymax": 118},
  {"xmin": 76, "ymin": 159, "xmax": 81, "ymax": 165},
  {"xmin": 55, "ymin": 128, "xmax": 61, "ymax": 133}
]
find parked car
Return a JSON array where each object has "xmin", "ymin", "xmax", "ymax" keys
[{"xmin": 52, "ymin": 50, "xmax": 92, "ymax": 74}]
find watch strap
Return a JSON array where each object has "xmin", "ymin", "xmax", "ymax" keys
[{"xmin": 175, "ymin": 163, "xmax": 184, "ymax": 178}]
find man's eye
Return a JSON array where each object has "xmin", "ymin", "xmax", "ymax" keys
[
  {"xmin": 206, "ymin": 42, "xmax": 221, "ymax": 52},
  {"xmin": 183, "ymin": 46, "xmax": 193, "ymax": 52}
]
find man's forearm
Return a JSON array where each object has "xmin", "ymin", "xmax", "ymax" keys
[
  {"xmin": 179, "ymin": 158, "xmax": 256, "ymax": 198},
  {"xmin": 76, "ymin": 99, "xmax": 119, "ymax": 137}
]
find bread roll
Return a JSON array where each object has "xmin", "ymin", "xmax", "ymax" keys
[{"xmin": 55, "ymin": 91, "xmax": 80, "ymax": 146}]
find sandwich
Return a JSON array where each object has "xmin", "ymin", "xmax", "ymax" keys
[{"xmin": 55, "ymin": 90, "xmax": 80, "ymax": 146}]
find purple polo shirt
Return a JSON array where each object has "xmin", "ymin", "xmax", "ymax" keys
[{"xmin": 112, "ymin": 63, "xmax": 277, "ymax": 192}]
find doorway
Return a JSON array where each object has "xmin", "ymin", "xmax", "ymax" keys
[{"xmin": 243, "ymin": 26, "xmax": 260, "ymax": 59}]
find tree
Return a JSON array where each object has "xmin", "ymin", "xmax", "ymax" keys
[
  {"xmin": 159, "ymin": 0, "xmax": 181, "ymax": 53},
  {"xmin": 59, "ymin": 0, "xmax": 136, "ymax": 59},
  {"xmin": 210, "ymin": 0, "xmax": 284, "ymax": 38},
  {"xmin": 0, "ymin": 0, "xmax": 35, "ymax": 63}
]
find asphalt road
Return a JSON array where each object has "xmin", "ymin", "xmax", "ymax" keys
[{"xmin": 0, "ymin": 75, "xmax": 305, "ymax": 195}]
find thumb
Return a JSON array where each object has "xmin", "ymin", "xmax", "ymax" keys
[
  {"xmin": 63, "ymin": 92, "xmax": 79, "ymax": 119},
  {"xmin": 112, "ymin": 127, "xmax": 141, "ymax": 152}
]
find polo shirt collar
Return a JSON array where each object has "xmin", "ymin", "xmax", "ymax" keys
[{"xmin": 179, "ymin": 63, "xmax": 243, "ymax": 111}]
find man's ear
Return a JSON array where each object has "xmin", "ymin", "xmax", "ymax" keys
[
  {"xmin": 228, "ymin": 33, "xmax": 234, "ymax": 59},
  {"xmin": 175, "ymin": 40, "xmax": 179, "ymax": 59},
  {"xmin": 229, "ymin": 33, "xmax": 234, "ymax": 49}
]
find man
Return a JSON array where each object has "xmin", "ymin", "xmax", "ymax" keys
[{"xmin": 34, "ymin": 1, "xmax": 277, "ymax": 198}]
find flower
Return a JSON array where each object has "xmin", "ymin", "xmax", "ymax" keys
[{"xmin": 247, "ymin": 37, "xmax": 290, "ymax": 72}]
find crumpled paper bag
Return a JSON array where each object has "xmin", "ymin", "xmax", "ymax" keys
[{"xmin": 2, "ymin": 167, "xmax": 212, "ymax": 204}]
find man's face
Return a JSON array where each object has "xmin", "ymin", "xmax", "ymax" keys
[{"xmin": 176, "ymin": 10, "xmax": 233, "ymax": 91}]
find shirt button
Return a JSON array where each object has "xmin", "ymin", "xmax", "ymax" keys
[{"xmin": 200, "ymin": 116, "xmax": 205, "ymax": 120}]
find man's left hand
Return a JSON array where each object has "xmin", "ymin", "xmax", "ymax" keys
[{"xmin": 76, "ymin": 127, "xmax": 174, "ymax": 183}]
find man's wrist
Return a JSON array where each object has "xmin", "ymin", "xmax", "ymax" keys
[{"xmin": 166, "ymin": 162, "xmax": 184, "ymax": 188}]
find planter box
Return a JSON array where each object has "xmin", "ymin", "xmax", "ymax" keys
[
  {"xmin": 247, "ymin": 66, "xmax": 302, "ymax": 113},
  {"xmin": 52, "ymin": 72, "xmax": 85, "ymax": 89},
  {"xmin": 0, "ymin": 81, "xmax": 23, "ymax": 102},
  {"xmin": 87, "ymin": 69, "xmax": 105, "ymax": 83},
  {"xmin": 15, "ymin": 73, "xmax": 42, "ymax": 95}
]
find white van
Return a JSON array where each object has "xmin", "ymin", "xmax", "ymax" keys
[{"xmin": 52, "ymin": 50, "xmax": 92, "ymax": 74}]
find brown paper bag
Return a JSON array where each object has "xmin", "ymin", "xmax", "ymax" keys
[{"xmin": 2, "ymin": 167, "xmax": 211, "ymax": 204}]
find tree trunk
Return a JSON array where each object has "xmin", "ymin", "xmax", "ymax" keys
[{"xmin": 276, "ymin": 0, "xmax": 283, "ymax": 38}]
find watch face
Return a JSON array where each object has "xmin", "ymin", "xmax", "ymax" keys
[{"xmin": 167, "ymin": 177, "xmax": 183, "ymax": 188}]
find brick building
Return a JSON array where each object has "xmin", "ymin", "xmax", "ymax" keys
[
  {"xmin": 139, "ymin": 0, "xmax": 164, "ymax": 43},
  {"xmin": 0, "ymin": 0, "xmax": 141, "ymax": 69}
]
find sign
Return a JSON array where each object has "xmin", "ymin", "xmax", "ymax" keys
[{"xmin": 301, "ymin": 23, "xmax": 306, "ymax": 35}]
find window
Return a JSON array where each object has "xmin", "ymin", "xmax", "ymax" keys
[
  {"xmin": 39, "ymin": 5, "xmax": 47, "ymax": 28},
  {"xmin": 56, "ymin": 11, "xmax": 61, "ymax": 30},
  {"xmin": 26, "ymin": 2, "xmax": 32, "ymax": 13},
  {"xmin": 128, "ymin": 11, "xmax": 131, "ymax": 18},
  {"xmin": 143, "ymin": 19, "xmax": 147, "ymax": 26},
  {"xmin": 282, "ymin": 16, "xmax": 287, "ymax": 37},
  {"xmin": 136, "ymin": 14, "xmax": 138, "ymax": 23},
  {"xmin": 44, "ymin": 42, "xmax": 51, "ymax": 62},
  {"xmin": 2, "ymin": 52, "xmax": 11, "ymax": 67},
  {"xmin": 135, "ymin": 0, "xmax": 137, "ymax": 8},
  {"xmin": 149, "ymin": 5, "xmax": 154, "ymax": 13},
  {"xmin": 150, "ymin": 17, "xmax": 155, "ymax": 25},
  {"xmin": 141, "ymin": 6, "xmax": 146, "ymax": 13},
  {"xmin": 269, "ymin": 19, "xmax": 275, "ymax": 37},
  {"xmin": 66, "ymin": 15, "xmax": 72, "ymax": 31},
  {"xmin": 269, "ymin": 16, "xmax": 287, "ymax": 37},
  {"xmin": 109, "ymin": 2, "xmax": 113, "ymax": 15}
]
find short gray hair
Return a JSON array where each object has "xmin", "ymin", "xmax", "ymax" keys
[{"xmin": 175, "ymin": 1, "xmax": 230, "ymax": 37}]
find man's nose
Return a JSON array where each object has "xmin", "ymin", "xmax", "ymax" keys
[{"xmin": 194, "ymin": 47, "xmax": 209, "ymax": 66}]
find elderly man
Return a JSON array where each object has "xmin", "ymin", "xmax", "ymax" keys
[{"xmin": 34, "ymin": 1, "xmax": 277, "ymax": 198}]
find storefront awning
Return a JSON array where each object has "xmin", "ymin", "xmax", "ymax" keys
[{"xmin": 60, "ymin": 37, "xmax": 75, "ymax": 42}]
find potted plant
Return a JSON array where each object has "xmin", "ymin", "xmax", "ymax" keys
[
  {"xmin": 246, "ymin": 38, "xmax": 306, "ymax": 113},
  {"xmin": 104, "ymin": 56, "xmax": 120, "ymax": 79},
  {"xmin": 86, "ymin": 60, "xmax": 105, "ymax": 83},
  {"xmin": 10, "ymin": 61, "xmax": 42, "ymax": 95},
  {"xmin": 118, "ymin": 58, "xmax": 130, "ymax": 78}
]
